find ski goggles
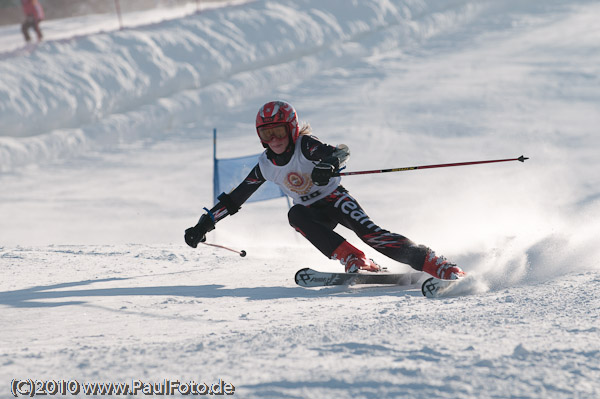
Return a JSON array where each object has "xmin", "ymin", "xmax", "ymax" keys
[{"xmin": 257, "ymin": 124, "xmax": 288, "ymax": 143}]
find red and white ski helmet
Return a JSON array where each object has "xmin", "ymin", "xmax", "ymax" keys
[{"xmin": 255, "ymin": 101, "xmax": 299, "ymax": 148}]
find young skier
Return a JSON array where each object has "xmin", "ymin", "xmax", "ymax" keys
[
  {"xmin": 185, "ymin": 101, "xmax": 465, "ymax": 280},
  {"xmin": 21, "ymin": 0, "xmax": 44, "ymax": 42}
]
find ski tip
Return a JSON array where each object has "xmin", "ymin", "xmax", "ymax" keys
[
  {"xmin": 295, "ymin": 268, "xmax": 318, "ymax": 287},
  {"xmin": 421, "ymin": 276, "xmax": 461, "ymax": 298},
  {"xmin": 518, "ymin": 155, "xmax": 529, "ymax": 162},
  {"xmin": 421, "ymin": 277, "xmax": 436, "ymax": 297}
]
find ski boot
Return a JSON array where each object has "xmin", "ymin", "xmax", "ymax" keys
[
  {"xmin": 331, "ymin": 241, "xmax": 380, "ymax": 273},
  {"xmin": 422, "ymin": 250, "xmax": 465, "ymax": 280}
]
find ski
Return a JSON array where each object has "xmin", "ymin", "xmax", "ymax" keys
[
  {"xmin": 295, "ymin": 267, "xmax": 423, "ymax": 288},
  {"xmin": 421, "ymin": 277, "xmax": 462, "ymax": 298}
]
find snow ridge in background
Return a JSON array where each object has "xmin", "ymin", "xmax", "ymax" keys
[{"xmin": 0, "ymin": 0, "xmax": 480, "ymax": 171}]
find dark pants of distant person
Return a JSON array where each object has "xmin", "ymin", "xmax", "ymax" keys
[{"xmin": 22, "ymin": 16, "xmax": 42, "ymax": 42}]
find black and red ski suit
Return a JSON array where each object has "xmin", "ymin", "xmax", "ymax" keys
[{"xmin": 207, "ymin": 134, "xmax": 429, "ymax": 271}]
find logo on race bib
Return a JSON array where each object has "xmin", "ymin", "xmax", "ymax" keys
[{"xmin": 285, "ymin": 172, "xmax": 312, "ymax": 196}]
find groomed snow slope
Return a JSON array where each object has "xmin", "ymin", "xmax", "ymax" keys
[{"xmin": 1, "ymin": 0, "xmax": 599, "ymax": 398}]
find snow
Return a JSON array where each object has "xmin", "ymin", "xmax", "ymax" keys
[{"xmin": 1, "ymin": 0, "xmax": 599, "ymax": 398}]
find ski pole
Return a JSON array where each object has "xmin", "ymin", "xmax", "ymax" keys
[
  {"xmin": 202, "ymin": 242, "xmax": 247, "ymax": 257},
  {"xmin": 335, "ymin": 155, "xmax": 528, "ymax": 177}
]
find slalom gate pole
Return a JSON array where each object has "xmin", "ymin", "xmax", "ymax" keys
[
  {"xmin": 335, "ymin": 155, "xmax": 529, "ymax": 177},
  {"xmin": 202, "ymin": 242, "xmax": 247, "ymax": 257},
  {"xmin": 114, "ymin": 0, "xmax": 123, "ymax": 30}
]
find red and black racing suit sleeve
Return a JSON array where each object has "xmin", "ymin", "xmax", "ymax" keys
[
  {"xmin": 206, "ymin": 163, "xmax": 266, "ymax": 224},
  {"xmin": 299, "ymin": 134, "xmax": 338, "ymax": 162}
]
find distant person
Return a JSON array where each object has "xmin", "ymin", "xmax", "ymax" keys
[
  {"xmin": 21, "ymin": 0, "xmax": 44, "ymax": 43},
  {"xmin": 184, "ymin": 100, "xmax": 466, "ymax": 280}
]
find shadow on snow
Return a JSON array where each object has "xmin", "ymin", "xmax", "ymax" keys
[{"xmin": 0, "ymin": 277, "xmax": 422, "ymax": 308}]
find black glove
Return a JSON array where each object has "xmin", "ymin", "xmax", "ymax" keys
[
  {"xmin": 311, "ymin": 157, "xmax": 339, "ymax": 186},
  {"xmin": 184, "ymin": 213, "xmax": 215, "ymax": 248}
]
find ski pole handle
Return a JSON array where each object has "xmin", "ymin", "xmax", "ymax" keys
[
  {"xmin": 335, "ymin": 155, "xmax": 528, "ymax": 177},
  {"xmin": 202, "ymin": 242, "xmax": 247, "ymax": 257}
]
